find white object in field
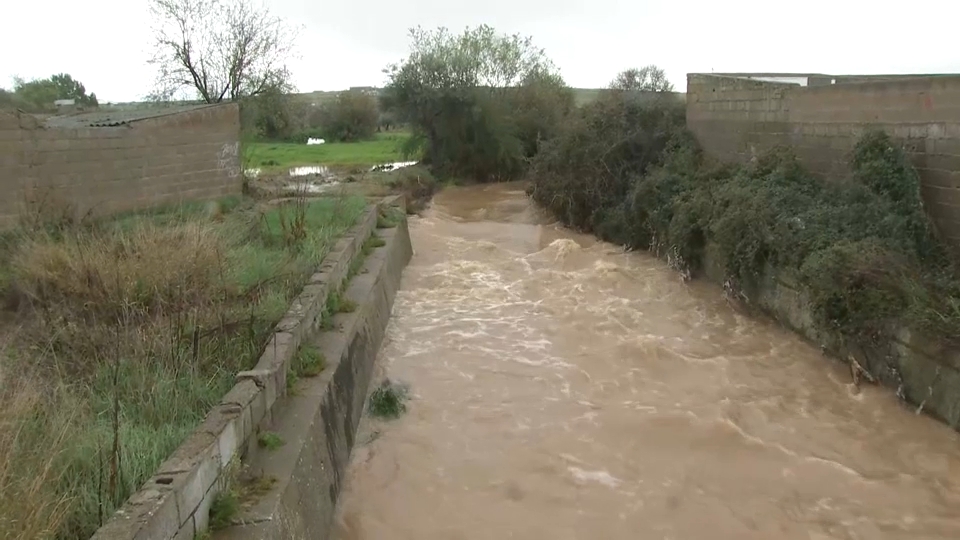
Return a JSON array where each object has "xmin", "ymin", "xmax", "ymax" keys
[
  {"xmin": 307, "ymin": 138, "xmax": 326, "ymax": 145},
  {"xmin": 370, "ymin": 161, "xmax": 417, "ymax": 172}
]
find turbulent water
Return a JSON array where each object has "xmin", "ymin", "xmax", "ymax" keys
[{"xmin": 331, "ymin": 182, "xmax": 960, "ymax": 540}]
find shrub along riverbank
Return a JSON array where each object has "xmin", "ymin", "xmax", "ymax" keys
[
  {"xmin": 527, "ymin": 87, "xmax": 960, "ymax": 361},
  {"xmin": 378, "ymin": 23, "xmax": 960, "ymax": 359},
  {"xmin": 0, "ymin": 195, "xmax": 366, "ymax": 540}
]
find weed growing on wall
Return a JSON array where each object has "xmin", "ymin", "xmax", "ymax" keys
[{"xmin": 368, "ymin": 379, "xmax": 409, "ymax": 419}]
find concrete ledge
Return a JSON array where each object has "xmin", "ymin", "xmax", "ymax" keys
[
  {"xmin": 90, "ymin": 195, "xmax": 408, "ymax": 540},
  {"xmin": 700, "ymin": 241, "xmax": 960, "ymax": 429},
  {"xmin": 213, "ymin": 203, "xmax": 412, "ymax": 540}
]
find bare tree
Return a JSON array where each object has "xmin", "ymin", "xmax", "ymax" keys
[
  {"xmin": 148, "ymin": 0, "xmax": 298, "ymax": 102},
  {"xmin": 610, "ymin": 65, "xmax": 673, "ymax": 92}
]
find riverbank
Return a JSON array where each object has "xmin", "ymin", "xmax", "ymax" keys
[
  {"xmin": 0, "ymin": 195, "xmax": 367, "ymax": 539},
  {"xmin": 330, "ymin": 183, "xmax": 960, "ymax": 540},
  {"xmin": 528, "ymin": 117, "xmax": 960, "ymax": 429},
  {"xmin": 81, "ymin": 197, "xmax": 411, "ymax": 540}
]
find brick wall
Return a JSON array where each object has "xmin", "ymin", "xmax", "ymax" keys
[
  {"xmin": 0, "ymin": 103, "xmax": 241, "ymax": 229},
  {"xmin": 686, "ymin": 74, "xmax": 960, "ymax": 244}
]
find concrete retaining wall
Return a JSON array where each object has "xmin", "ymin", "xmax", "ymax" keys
[
  {"xmin": 686, "ymin": 74, "xmax": 960, "ymax": 246},
  {"xmin": 700, "ymin": 243, "xmax": 960, "ymax": 429},
  {"xmin": 90, "ymin": 195, "xmax": 411, "ymax": 540},
  {"xmin": 0, "ymin": 105, "xmax": 241, "ymax": 230},
  {"xmin": 213, "ymin": 202, "xmax": 413, "ymax": 540}
]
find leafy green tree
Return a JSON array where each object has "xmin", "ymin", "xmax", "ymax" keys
[
  {"xmin": 384, "ymin": 25, "xmax": 572, "ymax": 181},
  {"xmin": 317, "ymin": 90, "xmax": 379, "ymax": 142},
  {"xmin": 528, "ymin": 65, "xmax": 687, "ymax": 235},
  {"xmin": 0, "ymin": 88, "xmax": 30, "ymax": 110},
  {"xmin": 240, "ymin": 87, "xmax": 297, "ymax": 140},
  {"xmin": 609, "ymin": 66, "xmax": 673, "ymax": 92},
  {"xmin": 9, "ymin": 74, "xmax": 98, "ymax": 111}
]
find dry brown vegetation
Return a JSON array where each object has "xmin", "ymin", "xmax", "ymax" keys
[
  {"xmin": 0, "ymin": 368, "xmax": 73, "ymax": 540},
  {"xmin": 0, "ymin": 194, "xmax": 366, "ymax": 539}
]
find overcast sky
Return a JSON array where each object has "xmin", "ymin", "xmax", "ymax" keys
[{"xmin": 2, "ymin": 0, "xmax": 958, "ymax": 103}]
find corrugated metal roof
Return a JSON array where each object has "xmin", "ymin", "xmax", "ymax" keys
[{"xmin": 44, "ymin": 103, "xmax": 221, "ymax": 128}]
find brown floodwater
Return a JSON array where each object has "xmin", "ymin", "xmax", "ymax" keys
[{"xmin": 331, "ymin": 182, "xmax": 960, "ymax": 540}]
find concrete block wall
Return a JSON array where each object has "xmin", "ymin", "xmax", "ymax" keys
[
  {"xmin": 89, "ymin": 201, "xmax": 395, "ymax": 540},
  {"xmin": 0, "ymin": 103, "xmax": 241, "ymax": 229},
  {"xmin": 686, "ymin": 74, "xmax": 960, "ymax": 244}
]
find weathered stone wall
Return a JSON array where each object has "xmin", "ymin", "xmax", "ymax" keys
[
  {"xmin": 0, "ymin": 104, "xmax": 241, "ymax": 229},
  {"xmin": 686, "ymin": 74, "xmax": 960, "ymax": 245},
  {"xmin": 700, "ymin": 243, "xmax": 960, "ymax": 429}
]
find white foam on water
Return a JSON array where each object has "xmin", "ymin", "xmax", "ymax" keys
[
  {"xmin": 527, "ymin": 238, "xmax": 582, "ymax": 261},
  {"xmin": 568, "ymin": 466, "xmax": 623, "ymax": 488}
]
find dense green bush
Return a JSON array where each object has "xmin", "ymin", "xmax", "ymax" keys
[
  {"xmin": 532, "ymin": 109, "xmax": 960, "ymax": 346},
  {"xmin": 527, "ymin": 86, "xmax": 689, "ymax": 235},
  {"xmin": 314, "ymin": 89, "xmax": 380, "ymax": 142},
  {"xmin": 384, "ymin": 25, "xmax": 575, "ymax": 181},
  {"xmin": 240, "ymin": 90, "xmax": 306, "ymax": 141}
]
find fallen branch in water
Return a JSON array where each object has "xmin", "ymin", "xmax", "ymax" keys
[{"xmin": 848, "ymin": 355, "xmax": 876, "ymax": 389}]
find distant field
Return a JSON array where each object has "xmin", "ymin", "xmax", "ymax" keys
[
  {"xmin": 571, "ymin": 88, "xmax": 603, "ymax": 106},
  {"xmin": 290, "ymin": 87, "xmax": 607, "ymax": 106},
  {"xmin": 244, "ymin": 131, "xmax": 412, "ymax": 172}
]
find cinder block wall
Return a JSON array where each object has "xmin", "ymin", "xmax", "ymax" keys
[
  {"xmin": 686, "ymin": 74, "xmax": 960, "ymax": 244},
  {"xmin": 0, "ymin": 103, "xmax": 241, "ymax": 229}
]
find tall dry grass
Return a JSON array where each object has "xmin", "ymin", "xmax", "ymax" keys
[
  {"xmin": 0, "ymin": 345, "xmax": 74, "ymax": 540},
  {"xmin": 0, "ymin": 194, "xmax": 367, "ymax": 539}
]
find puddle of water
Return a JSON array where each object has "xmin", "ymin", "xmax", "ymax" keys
[
  {"xmin": 370, "ymin": 161, "xmax": 417, "ymax": 172},
  {"xmin": 289, "ymin": 165, "xmax": 333, "ymax": 177},
  {"xmin": 284, "ymin": 181, "xmax": 341, "ymax": 194},
  {"xmin": 284, "ymin": 166, "xmax": 339, "ymax": 193}
]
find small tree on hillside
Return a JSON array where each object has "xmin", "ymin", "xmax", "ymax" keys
[
  {"xmin": 610, "ymin": 66, "xmax": 673, "ymax": 92},
  {"xmin": 240, "ymin": 87, "xmax": 299, "ymax": 140},
  {"xmin": 513, "ymin": 68, "xmax": 575, "ymax": 157},
  {"xmin": 377, "ymin": 109, "xmax": 399, "ymax": 132},
  {"xmin": 318, "ymin": 90, "xmax": 379, "ymax": 142},
  {"xmin": 384, "ymin": 25, "xmax": 571, "ymax": 181},
  {"xmin": 11, "ymin": 74, "xmax": 99, "ymax": 111},
  {"xmin": 148, "ymin": 0, "xmax": 298, "ymax": 102},
  {"xmin": 528, "ymin": 65, "xmax": 687, "ymax": 236}
]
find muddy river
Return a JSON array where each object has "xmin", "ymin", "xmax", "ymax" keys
[{"xmin": 331, "ymin": 182, "xmax": 960, "ymax": 540}]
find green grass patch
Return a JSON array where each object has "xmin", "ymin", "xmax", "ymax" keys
[
  {"xmin": 292, "ymin": 344, "xmax": 327, "ymax": 378},
  {"xmin": 314, "ymin": 228, "xmax": 386, "ymax": 333},
  {"xmin": 368, "ymin": 379, "xmax": 409, "ymax": 419},
  {"xmin": 319, "ymin": 291, "xmax": 340, "ymax": 331},
  {"xmin": 244, "ymin": 131, "xmax": 412, "ymax": 172},
  {"xmin": 208, "ymin": 490, "xmax": 239, "ymax": 531},
  {"xmin": 0, "ymin": 194, "xmax": 367, "ymax": 539},
  {"xmin": 365, "ymin": 236, "xmax": 386, "ymax": 249},
  {"xmin": 337, "ymin": 299, "xmax": 358, "ymax": 313},
  {"xmin": 257, "ymin": 432, "xmax": 284, "ymax": 451},
  {"xmin": 286, "ymin": 367, "xmax": 300, "ymax": 393},
  {"xmin": 377, "ymin": 206, "xmax": 403, "ymax": 229}
]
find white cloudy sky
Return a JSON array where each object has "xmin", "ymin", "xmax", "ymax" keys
[{"xmin": 2, "ymin": 0, "xmax": 958, "ymax": 103}]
